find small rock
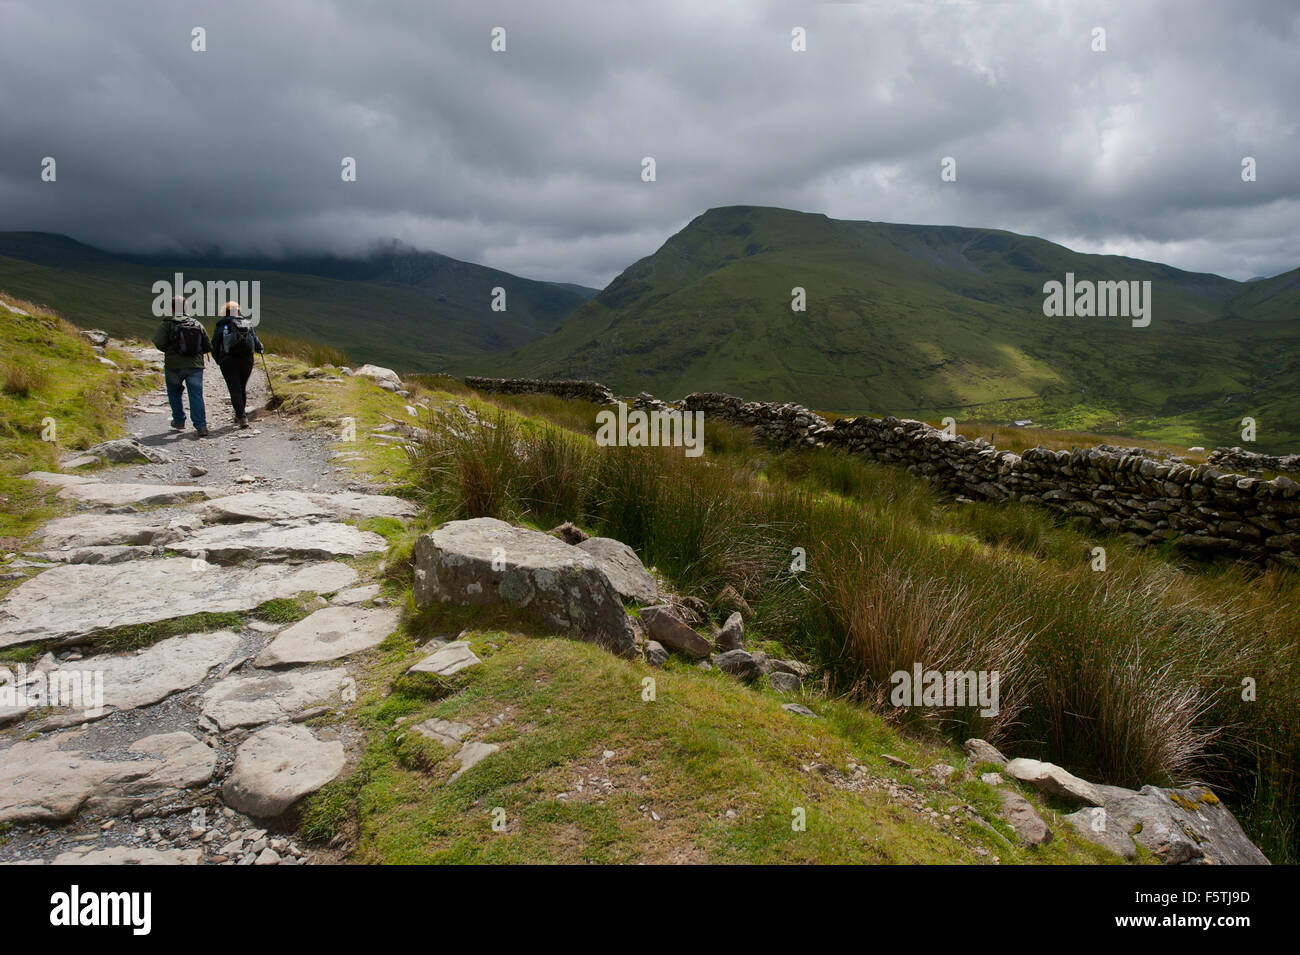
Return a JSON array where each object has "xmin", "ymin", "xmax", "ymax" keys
[
  {"xmin": 408, "ymin": 640, "xmax": 481, "ymax": 677},
  {"xmin": 882, "ymin": 754, "xmax": 911, "ymax": 769},
  {"xmin": 997, "ymin": 790, "xmax": 1053, "ymax": 846},
  {"xmin": 189, "ymin": 465, "xmax": 208, "ymax": 478},
  {"xmin": 782, "ymin": 703, "xmax": 816, "ymax": 717},
  {"xmin": 448, "ymin": 741, "xmax": 500, "ymax": 783},
  {"xmin": 963, "ymin": 738, "xmax": 1008, "ymax": 768},
  {"xmin": 222, "ymin": 725, "xmax": 346, "ymax": 817},
  {"xmin": 767, "ymin": 671, "xmax": 800, "ymax": 693},
  {"xmin": 714, "ymin": 612, "xmax": 745, "ymax": 652},
  {"xmin": 929, "ymin": 763, "xmax": 956, "ymax": 783},
  {"xmin": 713, "ymin": 649, "xmax": 762, "ymax": 682},
  {"xmin": 413, "ymin": 718, "xmax": 473, "ymax": 748},
  {"xmin": 1005, "ymin": 758, "xmax": 1102, "ymax": 807},
  {"xmin": 548, "ymin": 522, "xmax": 588, "ymax": 545},
  {"xmin": 644, "ymin": 640, "xmax": 669, "ymax": 668},
  {"xmin": 640, "ymin": 605, "xmax": 711, "ymax": 660}
]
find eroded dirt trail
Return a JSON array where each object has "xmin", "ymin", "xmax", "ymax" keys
[{"xmin": 122, "ymin": 347, "xmax": 348, "ymax": 494}]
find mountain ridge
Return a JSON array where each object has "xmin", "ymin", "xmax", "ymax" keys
[
  {"xmin": 0, "ymin": 232, "xmax": 596, "ymax": 371},
  {"xmin": 468, "ymin": 205, "xmax": 1299, "ymax": 450}
]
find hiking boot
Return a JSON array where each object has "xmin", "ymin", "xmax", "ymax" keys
[
  {"xmin": 196, "ymin": 427, "xmax": 210, "ymax": 438},
  {"xmin": 170, "ymin": 420, "xmax": 184, "ymax": 431},
  {"xmin": 238, "ymin": 417, "xmax": 249, "ymax": 429}
]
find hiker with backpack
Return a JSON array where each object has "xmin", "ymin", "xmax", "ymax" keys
[
  {"xmin": 151, "ymin": 294, "xmax": 211, "ymax": 437},
  {"xmin": 211, "ymin": 301, "xmax": 263, "ymax": 429}
]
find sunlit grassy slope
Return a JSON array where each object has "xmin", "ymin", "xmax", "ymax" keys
[{"xmin": 0, "ymin": 293, "xmax": 154, "ymax": 549}]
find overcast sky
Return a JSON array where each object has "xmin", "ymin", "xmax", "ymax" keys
[{"xmin": 1, "ymin": 0, "xmax": 1296, "ymax": 287}]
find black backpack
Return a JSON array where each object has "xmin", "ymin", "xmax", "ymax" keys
[
  {"xmin": 221, "ymin": 319, "xmax": 256, "ymax": 358},
  {"xmin": 170, "ymin": 318, "xmax": 206, "ymax": 356}
]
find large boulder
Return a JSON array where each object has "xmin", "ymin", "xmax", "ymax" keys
[
  {"xmin": 1091, "ymin": 783, "xmax": 1269, "ymax": 865},
  {"xmin": 354, "ymin": 364, "xmax": 402, "ymax": 392},
  {"xmin": 576, "ymin": 537, "xmax": 659, "ymax": 603},
  {"xmin": 413, "ymin": 518, "xmax": 636, "ymax": 656},
  {"xmin": 1006, "ymin": 757, "xmax": 1269, "ymax": 864}
]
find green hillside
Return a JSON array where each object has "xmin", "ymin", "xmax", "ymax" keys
[
  {"xmin": 475, "ymin": 206, "xmax": 1299, "ymax": 452},
  {"xmin": 0, "ymin": 233, "xmax": 592, "ymax": 373}
]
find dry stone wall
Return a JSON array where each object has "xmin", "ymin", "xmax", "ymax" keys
[
  {"xmin": 463, "ymin": 376, "xmax": 616, "ymax": 405},
  {"xmin": 1207, "ymin": 446, "xmax": 1300, "ymax": 478},
  {"xmin": 464, "ymin": 378, "xmax": 1300, "ymax": 565}
]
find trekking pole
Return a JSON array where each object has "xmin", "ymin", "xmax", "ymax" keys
[{"xmin": 260, "ymin": 351, "xmax": 282, "ymax": 410}]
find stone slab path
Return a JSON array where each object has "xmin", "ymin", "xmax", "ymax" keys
[{"xmin": 0, "ymin": 345, "xmax": 415, "ymax": 865}]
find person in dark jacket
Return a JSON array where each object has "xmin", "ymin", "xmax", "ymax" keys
[
  {"xmin": 211, "ymin": 301, "xmax": 263, "ymax": 428},
  {"xmin": 151, "ymin": 295, "xmax": 211, "ymax": 437}
]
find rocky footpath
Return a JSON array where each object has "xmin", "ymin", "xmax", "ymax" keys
[{"xmin": 0, "ymin": 343, "xmax": 415, "ymax": 865}]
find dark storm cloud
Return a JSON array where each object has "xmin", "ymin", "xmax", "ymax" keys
[{"xmin": 1, "ymin": 0, "xmax": 1296, "ymax": 286}]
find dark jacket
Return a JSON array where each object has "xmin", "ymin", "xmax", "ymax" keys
[
  {"xmin": 152, "ymin": 317, "xmax": 211, "ymax": 371},
  {"xmin": 211, "ymin": 316, "xmax": 263, "ymax": 364}
]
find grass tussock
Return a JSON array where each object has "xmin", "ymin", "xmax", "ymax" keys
[{"xmin": 2, "ymin": 362, "xmax": 52, "ymax": 398}]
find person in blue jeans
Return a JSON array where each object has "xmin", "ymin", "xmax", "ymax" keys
[{"xmin": 151, "ymin": 295, "xmax": 212, "ymax": 437}]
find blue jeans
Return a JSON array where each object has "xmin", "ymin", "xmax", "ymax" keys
[{"xmin": 165, "ymin": 367, "xmax": 207, "ymax": 430}]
